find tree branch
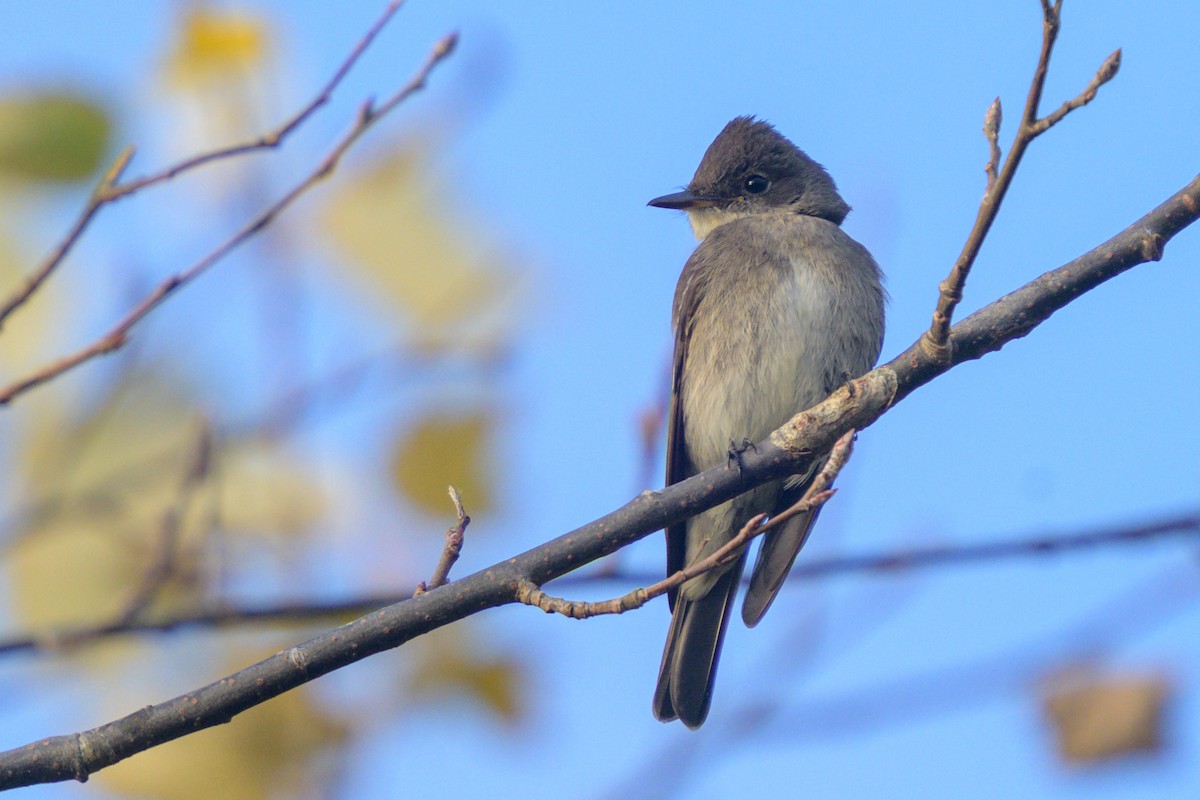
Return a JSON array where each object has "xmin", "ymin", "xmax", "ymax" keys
[
  {"xmin": 921, "ymin": 1, "xmax": 1120, "ymax": 359},
  {"xmin": 0, "ymin": 510, "xmax": 1193, "ymax": 660},
  {"xmin": 111, "ymin": 0, "xmax": 413, "ymax": 197},
  {"xmin": 0, "ymin": 148, "xmax": 134, "ymax": 331},
  {"xmin": 0, "ymin": 30, "xmax": 459, "ymax": 407},
  {"xmin": 115, "ymin": 419, "xmax": 212, "ymax": 624},
  {"xmin": 518, "ymin": 431, "xmax": 853, "ymax": 619},
  {"xmin": 0, "ymin": 0, "xmax": 413, "ymax": 333},
  {"xmin": 1, "ymin": 167, "xmax": 1196, "ymax": 786},
  {"xmin": 1, "ymin": 0, "xmax": 1197, "ymax": 784},
  {"xmin": 414, "ymin": 486, "xmax": 471, "ymax": 595}
]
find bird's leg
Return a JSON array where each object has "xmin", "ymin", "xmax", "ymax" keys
[
  {"xmin": 726, "ymin": 438, "xmax": 757, "ymax": 473},
  {"xmin": 833, "ymin": 370, "xmax": 856, "ymax": 398}
]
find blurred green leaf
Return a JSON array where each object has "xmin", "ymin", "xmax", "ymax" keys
[
  {"xmin": 321, "ymin": 143, "xmax": 522, "ymax": 347},
  {"xmin": 0, "ymin": 91, "xmax": 112, "ymax": 182}
]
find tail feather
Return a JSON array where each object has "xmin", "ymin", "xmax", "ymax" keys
[
  {"xmin": 653, "ymin": 554, "xmax": 745, "ymax": 728},
  {"xmin": 741, "ymin": 507, "xmax": 820, "ymax": 627}
]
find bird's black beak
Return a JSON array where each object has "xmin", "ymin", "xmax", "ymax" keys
[{"xmin": 647, "ymin": 189, "xmax": 715, "ymax": 210}]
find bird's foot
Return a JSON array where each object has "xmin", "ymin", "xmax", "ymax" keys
[{"xmin": 726, "ymin": 438, "xmax": 757, "ymax": 473}]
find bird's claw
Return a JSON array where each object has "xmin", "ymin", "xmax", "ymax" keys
[
  {"xmin": 725, "ymin": 438, "xmax": 757, "ymax": 473},
  {"xmin": 841, "ymin": 370, "xmax": 857, "ymax": 398}
]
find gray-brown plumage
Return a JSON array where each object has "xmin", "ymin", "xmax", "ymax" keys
[{"xmin": 649, "ymin": 117, "xmax": 885, "ymax": 728}]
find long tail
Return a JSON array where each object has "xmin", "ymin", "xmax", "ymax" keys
[{"xmin": 652, "ymin": 554, "xmax": 746, "ymax": 728}]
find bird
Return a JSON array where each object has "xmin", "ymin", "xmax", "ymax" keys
[{"xmin": 648, "ymin": 116, "xmax": 885, "ymax": 728}]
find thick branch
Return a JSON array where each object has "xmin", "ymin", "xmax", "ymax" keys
[{"xmin": 1, "ymin": 172, "xmax": 1196, "ymax": 788}]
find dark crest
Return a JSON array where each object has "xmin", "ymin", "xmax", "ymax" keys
[{"xmin": 690, "ymin": 116, "xmax": 850, "ymax": 225}]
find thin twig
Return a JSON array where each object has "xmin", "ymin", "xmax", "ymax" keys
[
  {"xmin": 1029, "ymin": 48, "xmax": 1122, "ymax": 135},
  {"xmin": 517, "ymin": 430, "xmax": 855, "ymax": 619},
  {"xmin": 921, "ymin": 1, "xmax": 1120, "ymax": 359},
  {"xmin": 0, "ymin": 1, "xmax": 411, "ymax": 332},
  {"xmin": 115, "ymin": 419, "xmax": 213, "ymax": 624},
  {"xmin": 0, "ymin": 148, "xmax": 134, "ymax": 330},
  {"xmin": 983, "ymin": 97, "xmax": 1002, "ymax": 188},
  {"xmin": 414, "ymin": 486, "xmax": 470, "ymax": 595},
  {"xmin": 0, "ymin": 509, "xmax": 1195, "ymax": 659},
  {"xmin": 0, "ymin": 31, "xmax": 459, "ymax": 407},
  {"xmin": 112, "ymin": 0, "xmax": 412, "ymax": 197}
]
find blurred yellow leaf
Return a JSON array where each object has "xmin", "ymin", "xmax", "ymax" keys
[
  {"xmin": 218, "ymin": 442, "xmax": 327, "ymax": 538},
  {"xmin": 165, "ymin": 5, "xmax": 267, "ymax": 86},
  {"xmin": 159, "ymin": 4, "xmax": 273, "ymax": 160},
  {"xmin": 391, "ymin": 410, "xmax": 494, "ymax": 516},
  {"xmin": 321, "ymin": 144, "xmax": 516, "ymax": 338},
  {"xmin": 8, "ymin": 363, "xmax": 336, "ymax": 634},
  {"xmin": 0, "ymin": 91, "xmax": 111, "ymax": 182},
  {"xmin": 8, "ymin": 520, "xmax": 143, "ymax": 630},
  {"xmin": 10, "ymin": 370, "xmax": 207, "ymax": 628},
  {"xmin": 0, "ymin": 227, "xmax": 68, "ymax": 373},
  {"xmin": 408, "ymin": 628, "xmax": 525, "ymax": 724},
  {"xmin": 1041, "ymin": 669, "xmax": 1170, "ymax": 764},
  {"xmin": 100, "ymin": 681, "xmax": 347, "ymax": 800}
]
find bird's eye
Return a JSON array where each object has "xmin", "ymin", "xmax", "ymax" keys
[{"xmin": 744, "ymin": 174, "xmax": 770, "ymax": 194}]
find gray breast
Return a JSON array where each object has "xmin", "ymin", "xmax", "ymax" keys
[{"xmin": 679, "ymin": 213, "xmax": 884, "ymax": 471}]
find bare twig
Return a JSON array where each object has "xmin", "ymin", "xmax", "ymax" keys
[
  {"xmin": 414, "ymin": 486, "xmax": 470, "ymax": 596},
  {"xmin": 0, "ymin": 1, "xmax": 412, "ymax": 332},
  {"xmin": 116, "ymin": 419, "xmax": 213, "ymax": 624},
  {"xmin": 113, "ymin": 0, "xmax": 412, "ymax": 197},
  {"xmin": 921, "ymin": 1, "xmax": 1121, "ymax": 359},
  {"xmin": 605, "ymin": 556, "xmax": 1199, "ymax": 800},
  {"xmin": 0, "ymin": 148, "xmax": 134, "ymax": 330},
  {"xmin": 0, "ymin": 596, "xmax": 403, "ymax": 657},
  {"xmin": 517, "ymin": 431, "xmax": 855, "ymax": 619},
  {"xmin": 1029, "ymin": 48, "xmax": 1122, "ymax": 135},
  {"xmin": 983, "ymin": 97, "xmax": 1002, "ymax": 187},
  {"xmin": 0, "ymin": 343, "xmax": 504, "ymax": 555},
  {"xmin": 0, "ymin": 509, "xmax": 1194, "ymax": 660},
  {"xmin": 0, "ymin": 31, "xmax": 459, "ymax": 407},
  {"xmin": 0, "ymin": 165, "xmax": 1196, "ymax": 784}
]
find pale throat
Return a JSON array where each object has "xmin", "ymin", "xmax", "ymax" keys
[{"xmin": 685, "ymin": 206, "xmax": 754, "ymax": 241}]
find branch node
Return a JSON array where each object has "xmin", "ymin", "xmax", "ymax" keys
[
  {"xmin": 434, "ymin": 31, "xmax": 460, "ymax": 59},
  {"xmin": 1098, "ymin": 48, "xmax": 1122, "ymax": 86},
  {"xmin": 515, "ymin": 432, "xmax": 855, "ymax": 621},
  {"xmin": 1140, "ymin": 231, "xmax": 1165, "ymax": 262},
  {"xmin": 95, "ymin": 145, "xmax": 136, "ymax": 200},
  {"xmin": 69, "ymin": 733, "xmax": 89, "ymax": 783},
  {"xmin": 420, "ymin": 486, "xmax": 470, "ymax": 593},
  {"xmin": 918, "ymin": 329, "xmax": 954, "ymax": 363},
  {"xmin": 983, "ymin": 97, "xmax": 1003, "ymax": 186}
]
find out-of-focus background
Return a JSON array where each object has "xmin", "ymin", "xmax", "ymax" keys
[{"xmin": 0, "ymin": 1, "xmax": 1197, "ymax": 798}]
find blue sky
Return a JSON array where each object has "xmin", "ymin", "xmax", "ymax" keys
[{"xmin": 1, "ymin": 1, "xmax": 1198, "ymax": 798}]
